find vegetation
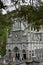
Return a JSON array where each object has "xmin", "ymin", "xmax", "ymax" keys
[
  {"xmin": 0, "ymin": 0, "xmax": 43, "ymax": 56},
  {"xmin": 0, "ymin": 13, "xmax": 12, "ymax": 56},
  {"xmin": 7, "ymin": 62, "xmax": 12, "ymax": 65},
  {"xmin": 7, "ymin": 5, "xmax": 43, "ymax": 31}
]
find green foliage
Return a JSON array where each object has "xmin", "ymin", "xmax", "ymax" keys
[
  {"xmin": 0, "ymin": 13, "xmax": 12, "ymax": 28},
  {"xmin": 0, "ymin": 28, "xmax": 6, "ymax": 56},
  {"xmin": 0, "ymin": 13, "xmax": 12, "ymax": 56},
  {"xmin": 8, "ymin": 62, "xmax": 12, "ymax": 65},
  {"xmin": 17, "ymin": 5, "xmax": 43, "ymax": 31},
  {"xmin": 0, "ymin": 46, "xmax": 6, "ymax": 56},
  {"xmin": 0, "ymin": 0, "xmax": 43, "ymax": 56}
]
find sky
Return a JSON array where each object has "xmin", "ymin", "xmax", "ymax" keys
[
  {"xmin": 2, "ymin": 0, "xmax": 43, "ymax": 14},
  {"xmin": 1, "ymin": 0, "xmax": 31, "ymax": 14}
]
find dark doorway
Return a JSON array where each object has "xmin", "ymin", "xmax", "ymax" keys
[
  {"xmin": 23, "ymin": 54, "xmax": 26, "ymax": 59},
  {"xmin": 14, "ymin": 47, "xmax": 20, "ymax": 60},
  {"xmin": 22, "ymin": 49, "xmax": 26, "ymax": 60},
  {"xmin": 15, "ymin": 53, "xmax": 20, "ymax": 60}
]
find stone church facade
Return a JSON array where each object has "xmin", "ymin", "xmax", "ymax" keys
[
  {"xmin": 6, "ymin": 18, "xmax": 29, "ymax": 61},
  {"xmin": 6, "ymin": 18, "xmax": 43, "ymax": 61}
]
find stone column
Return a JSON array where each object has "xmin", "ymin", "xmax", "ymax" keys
[{"xmin": 20, "ymin": 50, "xmax": 22, "ymax": 61}]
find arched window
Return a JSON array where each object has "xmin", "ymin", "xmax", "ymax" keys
[
  {"xmin": 22, "ymin": 49, "xmax": 26, "ymax": 53},
  {"xmin": 8, "ymin": 49, "xmax": 11, "ymax": 52},
  {"xmin": 8, "ymin": 49, "xmax": 11, "ymax": 58},
  {"xmin": 14, "ymin": 47, "xmax": 19, "ymax": 52}
]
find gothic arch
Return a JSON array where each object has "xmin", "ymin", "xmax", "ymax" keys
[
  {"xmin": 13, "ymin": 47, "xmax": 19, "ymax": 53},
  {"xmin": 13, "ymin": 47, "xmax": 20, "ymax": 60}
]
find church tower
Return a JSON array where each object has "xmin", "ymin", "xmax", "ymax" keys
[{"xmin": 6, "ymin": 18, "xmax": 28, "ymax": 61}]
